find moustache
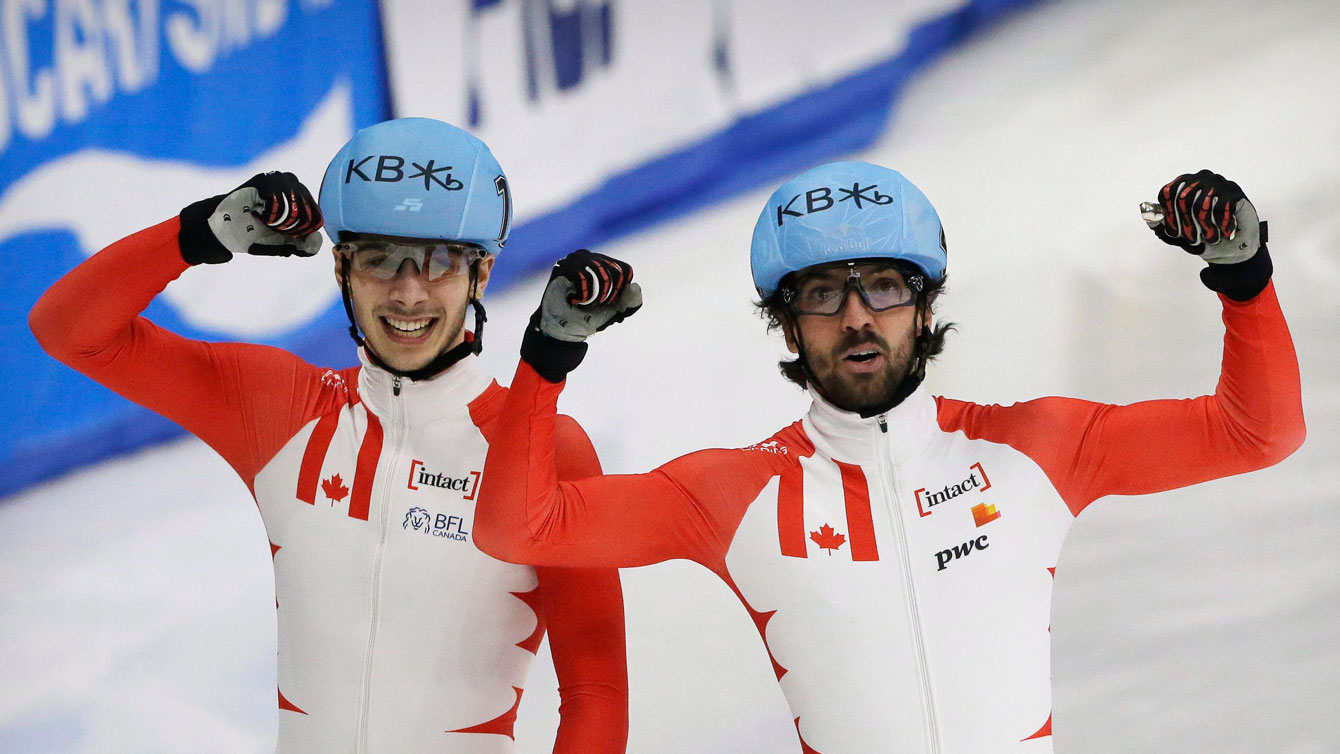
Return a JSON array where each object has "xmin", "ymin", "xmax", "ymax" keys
[{"xmin": 833, "ymin": 331, "xmax": 889, "ymax": 358}]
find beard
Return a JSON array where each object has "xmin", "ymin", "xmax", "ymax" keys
[{"xmin": 804, "ymin": 328, "xmax": 917, "ymax": 415}]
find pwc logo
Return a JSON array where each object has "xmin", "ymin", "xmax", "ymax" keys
[
  {"xmin": 914, "ymin": 462, "xmax": 990, "ymax": 517},
  {"xmin": 934, "ymin": 535, "xmax": 989, "ymax": 572},
  {"xmin": 407, "ymin": 459, "xmax": 481, "ymax": 500}
]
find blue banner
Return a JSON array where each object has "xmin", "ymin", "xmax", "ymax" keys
[
  {"xmin": 1, "ymin": 0, "xmax": 388, "ymax": 495},
  {"xmin": 3, "ymin": 0, "xmax": 1038, "ymax": 498}
]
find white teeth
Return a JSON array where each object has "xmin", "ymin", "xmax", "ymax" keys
[{"xmin": 385, "ymin": 317, "xmax": 431, "ymax": 334}]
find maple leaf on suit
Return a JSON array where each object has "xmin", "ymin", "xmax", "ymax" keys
[
  {"xmin": 810, "ymin": 524, "xmax": 846, "ymax": 555},
  {"xmin": 321, "ymin": 474, "xmax": 349, "ymax": 504}
]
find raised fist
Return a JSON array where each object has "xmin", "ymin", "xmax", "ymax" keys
[
  {"xmin": 1147, "ymin": 170, "xmax": 1261, "ymax": 265},
  {"xmin": 179, "ymin": 172, "xmax": 324, "ymax": 265},
  {"xmin": 538, "ymin": 249, "xmax": 643, "ymax": 342},
  {"xmin": 1143, "ymin": 170, "xmax": 1272, "ymax": 301},
  {"xmin": 520, "ymin": 250, "xmax": 644, "ymax": 383}
]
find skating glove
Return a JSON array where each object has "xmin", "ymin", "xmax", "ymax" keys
[
  {"xmin": 179, "ymin": 172, "xmax": 324, "ymax": 265},
  {"xmin": 1145, "ymin": 170, "xmax": 1271, "ymax": 301},
  {"xmin": 521, "ymin": 250, "xmax": 643, "ymax": 382}
]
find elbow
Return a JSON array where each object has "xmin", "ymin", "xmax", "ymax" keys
[
  {"xmin": 471, "ymin": 522, "xmax": 515, "ymax": 562},
  {"xmin": 1238, "ymin": 409, "xmax": 1306, "ymax": 471},
  {"xmin": 1259, "ymin": 414, "xmax": 1306, "ymax": 467},
  {"xmin": 471, "ymin": 515, "xmax": 535, "ymax": 566},
  {"xmin": 28, "ymin": 294, "xmax": 73, "ymax": 362}
]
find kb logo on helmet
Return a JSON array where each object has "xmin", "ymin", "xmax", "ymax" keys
[
  {"xmin": 776, "ymin": 182, "xmax": 893, "ymax": 226},
  {"xmin": 344, "ymin": 155, "xmax": 465, "ymax": 192}
]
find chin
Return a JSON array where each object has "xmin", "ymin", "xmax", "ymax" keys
[
  {"xmin": 370, "ymin": 342, "xmax": 440, "ymax": 373},
  {"xmin": 822, "ymin": 371, "xmax": 908, "ymax": 413}
]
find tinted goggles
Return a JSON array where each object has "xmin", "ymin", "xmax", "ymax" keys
[
  {"xmin": 335, "ymin": 239, "xmax": 485, "ymax": 281},
  {"xmin": 783, "ymin": 264, "xmax": 923, "ymax": 316}
]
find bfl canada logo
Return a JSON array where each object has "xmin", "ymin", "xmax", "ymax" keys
[{"xmin": 403, "ymin": 506, "xmax": 471, "ymax": 542}]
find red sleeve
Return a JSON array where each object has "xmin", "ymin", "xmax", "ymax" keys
[
  {"xmin": 539, "ymin": 416, "xmax": 628, "ymax": 754},
  {"xmin": 28, "ymin": 218, "xmax": 343, "ymax": 490},
  {"xmin": 539, "ymin": 565, "xmax": 628, "ymax": 754},
  {"xmin": 474, "ymin": 361, "xmax": 787, "ymax": 569},
  {"xmin": 936, "ymin": 282, "xmax": 1305, "ymax": 515}
]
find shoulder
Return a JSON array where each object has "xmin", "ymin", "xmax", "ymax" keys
[
  {"xmin": 655, "ymin": 421, "xmax": 808, "ymax": 484},
  {"xmin": 738, "ymin": 420, "xmax": 813, "ymax": 464},
  {"xmin": 935, "ymin": 394, "xmax": 1103, "ymax": 443},
  {"xmin": 466, "ymin": 380, "xmax": 509, "ymax": 431},
  {"xmin": 465, "ymin": 380, "xmax": 588, "ymax": 439},
  {"xmin": 469, "ymin": 380, "xmax": 602, "ymax": 475}
]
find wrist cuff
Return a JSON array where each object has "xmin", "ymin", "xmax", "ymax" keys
[
  {"xmin": 178, "ymin": 196, "xmax": 232, "ymax": 265},
  {"xmin": 521, "ymin": 311, "xmax": 588, "ymax": 383},
  {"xmin": 1201, "ymin": 245, "xmax": 1272, "ymax": 302}
]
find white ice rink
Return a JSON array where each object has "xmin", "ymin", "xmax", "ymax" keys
[{"xmin": 3, "ymin": 0, "xmax": 1339, "ymax": 752}]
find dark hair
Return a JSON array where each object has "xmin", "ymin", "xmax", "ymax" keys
[{"xmin": 754, "ymin": 268, "xmax": 955, "ymax": 390}]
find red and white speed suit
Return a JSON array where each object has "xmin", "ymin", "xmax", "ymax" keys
[
  {"xmin": 30, "ymin": 219, "xmax": 629, "ymax": 754},
  {"xmin": 476, "ymin": 284, "xmax": 1304, "ymax": 753}
]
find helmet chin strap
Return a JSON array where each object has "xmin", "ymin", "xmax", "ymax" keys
[
  {"xmin": 793, "ymin": 297, "xmax": 932, "ymax": 419},
  {"xmin": 339, "ymin": 255, "xmax": 488, "ymax": 382}
]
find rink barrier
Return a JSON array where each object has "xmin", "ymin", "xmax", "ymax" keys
[{"xmin": 3, "ymin": 0, "xmax": 1038, "ymax": 498}]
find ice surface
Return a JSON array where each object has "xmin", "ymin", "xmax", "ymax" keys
[{"xmin": 4, "ymin": 0, "xmax": 1338, "ymax": 752}]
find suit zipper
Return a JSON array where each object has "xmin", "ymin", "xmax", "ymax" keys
[
  {"xmin": 873, "ymin": 413, "xmax": 941, "ymax": 753},
  {"xmin": 356, "ymin": 375, "xmax": 403, "ymax": 752}
]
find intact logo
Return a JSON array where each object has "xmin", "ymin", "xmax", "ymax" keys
[
  {"xmin": 775, "ymin": 182, "xmax": 893, "ymax": 227},
  {"xmin": 402, "ymin": 506, "xmax": 470, "ymax": 542},
  {"xmin": 407, "ymin": 459, "xmax": 481, "ymax": 500},
  {"xmin": 935, "ymin": 534, "xmax": 989, "ymax": 572},
  {"xmin": 915, "ymin": 462, "xmax": 990, "ymax": 517},
  {"xmin": 344, "ymin": 155, "xmax": 464, "ymax": 192}
]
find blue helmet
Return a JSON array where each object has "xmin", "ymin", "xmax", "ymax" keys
[
  {"xmin": 750, "ymin": 161, "xmax": 946, "ymax": 297},
  {"xmin": 319, "ymin": 118, "xmax": 512, "ymax": 255}
]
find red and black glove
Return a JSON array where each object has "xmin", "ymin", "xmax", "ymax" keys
[
  {"xmin": 179, "ymin": 171, "xmax": 324, "ymax": 265},
  {"xmin": 1147, "ymin": 170, "xmax": 1271, "ymax": 301},
  {"xmin": 521, "ymin": 249, "xmax": 643, "ymax": 382}
]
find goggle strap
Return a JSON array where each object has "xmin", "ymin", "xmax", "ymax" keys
[{"xmin": 339, "ymin": 255, "xmax": 366, "ymax": 348}]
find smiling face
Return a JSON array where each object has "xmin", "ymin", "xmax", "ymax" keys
[
  {"xmin": 782, "ymin": 262, "xmax": 926, "ymax": 413},
  {"xmin": 334, "ymin": 236, "xmax": 493, "ymax": 373}
]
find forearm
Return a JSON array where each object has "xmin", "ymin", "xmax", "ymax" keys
[
  {"xmin": 30, "ymin": 218, "xmax": 187, "ymax": 369},
  {"xmin": 942, "ymin": 281, "xmax": 1306, "ymax": 513},
  {"xmin": 1210, "ymin": 282, "xmax": 1305, "ymax": 464},
  {"xmin": 1067, "ymin": 281, "xmax": 1304, "ymax": 503},
  {"xmin": 543, "ymin": 566, "xmax": 629, "ymax": 754},
  {"xmin": 552, "ymin": 682, "xmax": 629, "ymax": 754},
  {"xmin": 475, "ymin": 360, "xmax": 574, "ymax": 565},
  {"xmin": 28, "ymin": 216, "xmax": 320, "ymax": 483},
  {"xmin": 476, "ymin": 361, "xmax": 739, "ymax": 568}
]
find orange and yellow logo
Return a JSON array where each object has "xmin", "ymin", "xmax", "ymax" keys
[{"xmin": 971, "ymin": 502, "xmax": 1001, "ymax": 527}]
